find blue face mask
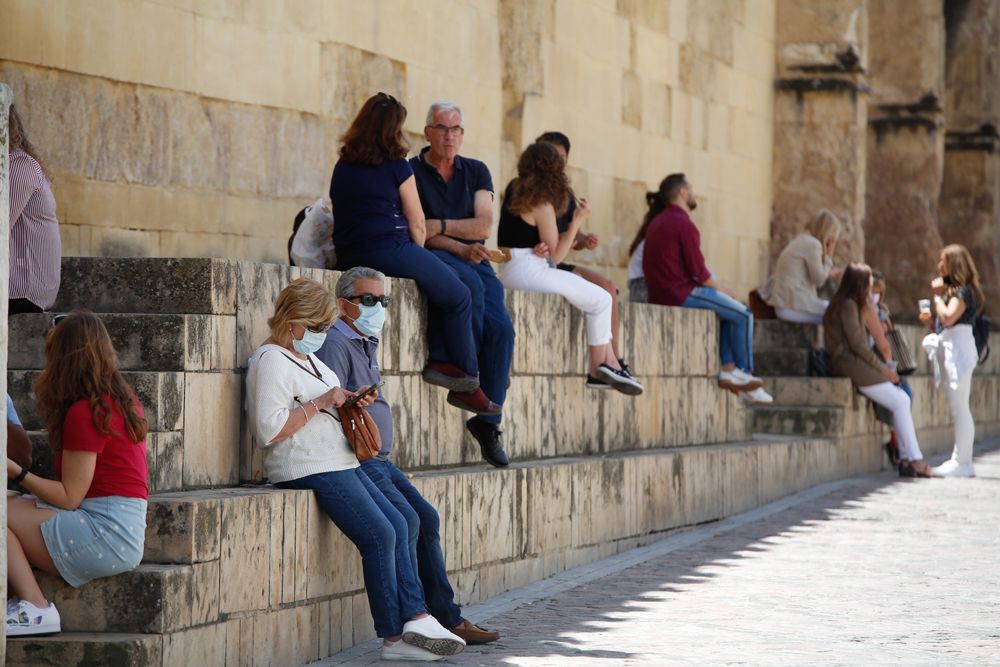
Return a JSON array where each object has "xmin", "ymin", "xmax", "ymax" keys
[
  {"xmin": 352, "ymin": 303, "xmax": 386, "ymax": 338},
  {"xmin": 292, "ymin": 328, "xmax": 327, "ymax": 355}
]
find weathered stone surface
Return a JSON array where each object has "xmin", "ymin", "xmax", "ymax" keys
[
  {"xmin": 767, "ymin": 376, "xmax": 855, "ymax": 406},
  {"xmin": 753, "ymin": 348, "xmax": 811, "ymax": 376},
  {"xmin": 752, "ymin": 405, "xmax": 849, "ymax": 437},
  {"xmin": 181, "ymin": 372, "xmax": 241, "ymax": 487},
  {"xmin": 144, "ymin": 493, "xmax": 222, "ymax": 564},
  {"xmin": 6, "ymin": 633, "xmax": 163, "ymax": 667},
  {"xmin": 53, "ymin": 257, "xmax": 237, "ymax": 315}
]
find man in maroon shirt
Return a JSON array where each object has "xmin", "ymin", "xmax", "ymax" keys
[{"xmin": 643, "ymin": 174, "xmax": 772, "ymax": 403}]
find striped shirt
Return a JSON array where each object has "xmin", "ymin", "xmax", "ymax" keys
[{"xmin": 9, "ymin": 150, "xmax": 61, "ymax": 310}]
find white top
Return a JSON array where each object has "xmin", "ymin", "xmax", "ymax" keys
[
  {"xmin": 246, "ymin": 344, "xmax": 358, "ymax": 483},
  {"xmin": 627, "ymin": 240, "xmax": 645, "ymax": 281}
]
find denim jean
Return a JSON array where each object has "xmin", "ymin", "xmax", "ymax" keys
[
  {"xmin": 360, "ymin": 458, "xmax": 464, "ymax": 630},
  {"xmin": 276, "ymin": 468, "xmax": 427, "ymax": 638},
  {"xmin": 682, "ymin": 286, "xmax": 755, "ymax": 373},
  {"xmin": 338, "ymin": 241, "xmax": 478, "ymax": 377},
  {"xmin": 427, "ymin": 249, "xmax": 515, "ymax": 424}
]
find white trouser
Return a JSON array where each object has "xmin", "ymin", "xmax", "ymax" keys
[
  {"xmin": 776, "ymin": 304, "xmax": 827, "ymax": 325},
  {"xmin": 500, "ymin": 248, "xmax": 613, "ymax": 345},
  {"xmin": 943, "ymin": 367, "xmax": 975, "ymax": 464},
  {"xmin": 859, "ymin": 382, "xmax": 923, "ymax": 461}
]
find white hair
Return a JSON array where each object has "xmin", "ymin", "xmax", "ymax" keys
[{"xmin": 425, "ymin": 101, "xmax": 464, "ymax": 127}]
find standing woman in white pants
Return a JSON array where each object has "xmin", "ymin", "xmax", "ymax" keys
[
  {"xmin": 824, "ymin": 263, "xmax": 932, "ymax": 477},
  {"xmin": 497, "ymin": 142, "xmax": 642, "ymax": 395},
  {"xmin": 921, "ymin": 244, "xmax": 985, "ymax": 478}
]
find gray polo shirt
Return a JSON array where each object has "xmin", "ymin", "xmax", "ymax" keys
[{"xmin": 315, "ymin": 319, "xmax": 394, "ymax": 457}]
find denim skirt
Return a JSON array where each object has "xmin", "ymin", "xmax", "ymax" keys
[{"xmin": 38, "ymin": 495, "xmax": 147, "ymax": 587}]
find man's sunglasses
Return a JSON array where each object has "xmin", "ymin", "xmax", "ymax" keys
[{"xmin": 345, "ymin": 294, "xmax": 392, "ymax": 308}]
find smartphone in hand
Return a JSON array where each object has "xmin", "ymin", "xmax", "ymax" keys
[{"xmin": 342, "ymin": 380, "xmax": 385, "ymax": 408}]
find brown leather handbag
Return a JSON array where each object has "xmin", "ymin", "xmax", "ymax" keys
[{"xmin": 337, "ymin": 403, "xmax": 382, "ymax": 461}]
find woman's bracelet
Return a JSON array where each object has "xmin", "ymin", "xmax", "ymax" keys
[
  {"xmin": 11, "ymin": 466, "xmax": 28, "ymax": 485},
  {"xmin": 298, "ymin": 404, "xmax": 309, "ymax": 421},
  {"xmin": 308, "ymin": 400, "xmax": 320, "ymax": 414}
]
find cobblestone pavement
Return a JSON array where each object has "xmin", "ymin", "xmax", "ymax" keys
[{"xmin": 319, "ymin": 441, "xmax": 1000, "ymax": 666}]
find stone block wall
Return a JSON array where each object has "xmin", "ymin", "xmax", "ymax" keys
[{"xmin": 0, "ymin": 0, "xmax": 777, "ymax": 301}]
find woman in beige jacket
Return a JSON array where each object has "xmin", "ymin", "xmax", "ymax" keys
[
  {"xmin": 824, "ymin": 264, "xmax": 932, "ymax": 477},
  {"xmin": 760, "ymin": 209, "xmax": 842, "ymax": 324}
]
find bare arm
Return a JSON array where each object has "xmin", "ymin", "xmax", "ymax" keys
[
  {"xmin": 399, "ymin": 176, "xmax": 426, "ymax": 247},
  {"xmin": 425, "ymin": 235, "xmax": 492, "ymax": 263},
  {"xmin": 426, "ymin": 190, "xmax": 494, "ymax": 241},
  {"xmin": 9, "ymin": 450, "xmax": 97, "ymax": 510},
  {"xmin": 936, "ymin": 294, "xmax": 968, "ymax": 328},
  {"xmin": 535, "ymin": 200, "xmax": 586, "ymax": 265}
]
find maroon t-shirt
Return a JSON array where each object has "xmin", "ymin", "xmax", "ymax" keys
[
  {"xmin": 55, "ymin": 398, "xmax": 149, "ymax": 500},
  {"xmin": 643, "ymin": 204, "xmax": 712, "ymax": 306}
]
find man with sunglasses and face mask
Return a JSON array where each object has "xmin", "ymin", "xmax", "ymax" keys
[
  {"xmin": 408, "ymin": 101, "xmax": 513, "ymax": 468},
  {"xmin": 315, "ymin": 266, "xmax": 502, "ymax": 647}
]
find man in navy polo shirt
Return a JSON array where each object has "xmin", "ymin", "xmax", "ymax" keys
[{"xmin": 409, "ymin": 101, "xmax": 513, "ymax": 468}]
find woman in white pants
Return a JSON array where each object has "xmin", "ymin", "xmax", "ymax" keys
[
  {"xmin": 921, "ymin": 244, "xmax": 985, "ymax": 478},
  {"xmin": 824, "ymin": 263, "xmax": 932, "ymax": 477},
  {"xmin": 497, "ymin": 142, "xmax": 642, "ymax": 395}
]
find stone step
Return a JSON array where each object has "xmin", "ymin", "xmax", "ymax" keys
[
  {"xmin": 766, "ymin": 376, "xmax": 855, "ymax": 407},
  {"xmin": 54, "ymin": 257, "xmax": 237, "ymax": 315},
  {"xmin": 752, "ymin": 320, "xmax": 816, "ymax": 349},
  {"xmin": 8, "ymin": 370, "xmax": 184, "ymax": 432},
  {"xmin": 752, "ymin": 405, "xmax": 847, "ymax": 437},
  {"xmin": 8, "ymin": 313, "xmax": 236, "ymax": 372},
  {"xmin": 754, "ymin": 348, "xmax": 811, "ymax": 376},
  {"xmin": 7, "ymin": 632, "xmax": 162, "ymax": 667}
]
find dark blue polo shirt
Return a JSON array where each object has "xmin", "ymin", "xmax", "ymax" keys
[
  {"xmin": 410, "ymin": 148, "xmax": 493, "ymax": 242},
  {"xmin": 329, "ymin": 157, "xmax": 413, "ymax": 260}
]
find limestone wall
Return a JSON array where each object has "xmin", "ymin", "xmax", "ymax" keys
[{"xmin": 0, "ymin": 0, "xmax": 777, "ymax": 299}]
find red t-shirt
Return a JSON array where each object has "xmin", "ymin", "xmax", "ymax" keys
[
  {"xmin": 55, "ymin": 398, "xmax": 149, "ymax": 500},
  {"xmin": 643, "ymin": 204, "xmax": 713, "ymax": 306}
]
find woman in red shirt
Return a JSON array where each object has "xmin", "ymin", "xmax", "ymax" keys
[{"xmin": 5, "ymin": 311, "xmax": 149, "ymax": 636}]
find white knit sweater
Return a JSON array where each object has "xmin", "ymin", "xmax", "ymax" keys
[{"xmin": 246, "ymin": 344, "xmax": 358, "ymax": 483}]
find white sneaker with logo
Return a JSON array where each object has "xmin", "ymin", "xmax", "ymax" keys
[
  {"xmin": 381, "ymin": 639, "xmax": 443, "ymax": 662},
  {"xmin": 741, "ymin": 386, "xmax": 774, "ymax": 404},
  {"xmin": 401, "ymin": 615, "xmax": 466, "ymax": 656},
  {"xmin": 6, "ymin": 599, "xmax": 61, "ymax": 636},
  {"xmin": 719, "ymin": 368, "xmax": 763, "ymax": 392}
]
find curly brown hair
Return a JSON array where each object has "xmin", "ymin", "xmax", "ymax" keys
[
  {"xmin": 34, "ymin": 311, "xmax": 148, "ymax": 453},
  {"xmin": 507, "ymin": 142, "xmax": 571, "ymax": 216},
  {"xmin": 339, "ymin": 92, "xmax": 410, "ymax": 166}
]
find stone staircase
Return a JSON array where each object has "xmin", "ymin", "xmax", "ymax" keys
[{"xmin": 7, "ymin": 259, "xmax": 997, "ymax": 666}]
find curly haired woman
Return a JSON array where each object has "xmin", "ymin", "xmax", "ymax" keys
[{"xmin": 497, "ymin": 142, "xmax": 642, "ymax": 395}]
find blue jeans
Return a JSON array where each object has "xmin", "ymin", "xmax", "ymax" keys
[
  {"xmin": 338, "ymin": 242, "xmax": 478, "ymax": 377},
  {"xmin": 428, "ymin": 249, "xmax": 515, "ymax": 424},
  {"xmin": 682, "ymin": 286, "xmax": 755, "ymax": 373},
  {"xmin": 360, "ymin": 458, "xmax": 464, "ymax": 630},
  {"xmin": 275, "ymin": 468, "xmax": 427, "ymax": 638}
]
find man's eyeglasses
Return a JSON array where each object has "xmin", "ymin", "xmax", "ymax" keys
[
  {"xmin": 305, "ymin": 322, "xmax": 334, "ymax": 334},
  {"xmin": 345, "ymin": 294, "xmax": 392, "ymax": 308},
  {"xmin": 428, "ymin": 124, "xmax": 464, "ymax": 136}
]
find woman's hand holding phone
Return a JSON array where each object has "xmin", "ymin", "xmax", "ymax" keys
[{"xmin": 318, "ymin": 387, "xmax": 355, "ymax": 410}]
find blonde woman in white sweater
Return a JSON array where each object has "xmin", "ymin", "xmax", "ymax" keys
[{"xmin": 246, "ymin": 278, "xmax": 465, "ymax": 662}]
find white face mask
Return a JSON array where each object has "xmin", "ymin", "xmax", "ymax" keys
[{"xmin": 871, "ymin": 293, "xmax": 881, "ymax": 306}]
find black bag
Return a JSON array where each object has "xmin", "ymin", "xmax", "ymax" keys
[
  {"xmin": 808, "ymin": 348, "xmax": 831, "ymax": 377},
  {"xmin": 885, "ymin": 328, "xmax": 917, "ymax": 375},
  {"xmin": 973, "ymin": 312, "xmax": 991, "ymax": 364}
]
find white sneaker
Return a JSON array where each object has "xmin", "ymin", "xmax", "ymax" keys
[
  {"xmin": 6, "ymin": 600, "xmax": 61, "ymax": 636},
  {"xmin": 932, "ymin": 459, "xmax": 976, "ymax": 478},
  {"xmin": 719, "ymin": 368, "xmax": 763, "ymax": 392},
  {"xmin": 401, "ymin": 616, "xmax": 466, "ymax": 656},
  {"xmin": 741, "ymin": 387, "xmax": 774, "ymax": 404},
  {"xmin": 381, "ymin": 639, "xmax": 443, "ymax": 662}
]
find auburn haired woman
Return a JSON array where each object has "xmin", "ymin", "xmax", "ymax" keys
[
  {"xmin": 328, "ymin": 92, "xmax": 500, "ymax": 416},
  {"xmin": 6, "ymin": 312, "xmax": 149, "ymax": 635},
  {"xmin": 922, "ymin": 244, "xmax": 986, "ymax": 477},
  {"xmin": 497, "ymin": 142, "xmax": 642, "ymax": 395},
  {"xmin": 824, "ymin": 264, "xmax": 931, "ymax": 477}
]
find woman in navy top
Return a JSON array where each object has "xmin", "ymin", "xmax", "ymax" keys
[{"xmin": 329, "ymin": 93, "xmax": 500, "ymax": 416}]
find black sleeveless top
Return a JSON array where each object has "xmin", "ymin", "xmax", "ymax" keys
[{"xmin": 498, "ymin": 181, "xmax": 541, "ymax": 248}]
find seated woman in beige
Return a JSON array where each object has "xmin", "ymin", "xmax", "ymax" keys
[{"xmin": 759, "ymin": 209, "xmax": 842, "ymax": 324}]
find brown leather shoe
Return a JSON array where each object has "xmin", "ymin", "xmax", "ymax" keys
[{"xmin": 451, "ymin": 619, "xmax": 500, "ymax": 645}]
